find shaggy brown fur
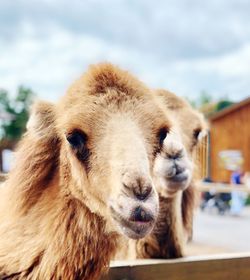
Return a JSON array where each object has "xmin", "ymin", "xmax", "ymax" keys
[
  {"xmin": 133, "ymin": 89, "xmax": 207, "ymax": 259},
  {"xmin": 135, "ymin": 183, "xmax": 197, "ymax": 259},
  {"xmin": 0, "ymin": 63, "xmax": 174, "ymax": 279},
  {"xmin": 0, "ymin": 101, "xmax": 119, "ymax": 280}
]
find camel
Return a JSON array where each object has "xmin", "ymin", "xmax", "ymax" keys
[
  {"xmin": 116, "ymin": 89, "xmax": 207, "ymax": 260},
  {"xmin": 0, "ymin": 63, "xmax": 183, "ymax": 279}
]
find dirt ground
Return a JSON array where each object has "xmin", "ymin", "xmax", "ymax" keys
[{"xmin": 186, "ymin": 206, "xmax": 250, "ymax": 255}]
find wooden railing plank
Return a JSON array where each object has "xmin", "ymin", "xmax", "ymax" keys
[
  {"xmin": 198, "ymin": 182, "xmax": 250, "ymax": 194},
  {"xmin": 103, "ymin": 253, "xmax": 250, "ymax": 280}
]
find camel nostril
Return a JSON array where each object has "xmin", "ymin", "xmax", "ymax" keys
[
  {"xmin": 133, "ymin": 185, "xmax": 152, "ymax": 201},
  {"xmin": 175, "ymin": 165, "xmax": 185, "ymax": 175}
]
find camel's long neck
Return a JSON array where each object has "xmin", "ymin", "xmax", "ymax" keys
[
  {"xmin": 36, "ymin": 198, "xmax": 119, "ymax": 280},
  {"xmin": 182, "ymin": 184, "xmax": 197, "ymax": 240},
  {"xmin": 0, "ymin": 195, "xmax": 119, "ymax": 280},
  {"xmin": 136, "ymin": 192, "xmax": 185, "ymax": 259}
]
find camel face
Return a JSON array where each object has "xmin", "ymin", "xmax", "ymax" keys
[
  {"xmin": 57, "ymin": 64, "xmax": 173, "ymax": 239},
  {"xmin": 152, "ymin": 90, "xmax": 207, "ymax": 196},
  {"xmin": 153, "ymin": 129, "xmax": 193, "ymax": 196},
  {"xmin": 61, "ymin": 99, "xmax": 161, "ymax": 239}
]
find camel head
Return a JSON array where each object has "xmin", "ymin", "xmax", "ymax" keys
[
  {"xmin": 53, "ymin": 64, "xmax": 175, "ymax": 239},
  {"xmin": 152, "ymin": 89, "xmax": 208, "ymax": 197}
]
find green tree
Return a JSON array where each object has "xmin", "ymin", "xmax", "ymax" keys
[
  {"xmin": 216, "ymin": 100, "xmax": 234, "ymax": 112},
  {"xmin": 199, "ymin": 90, "xmax": 213, "ymax": 107},
  {"xmin": 186, "ymin": 91, "xmax": 213, "ymax": 109},
  {"xmin": 0, "ymin": 86, "xmax": 35, "ymax": 141},
  {"xmin": 187, "ymin": 91, "xmax": 234, "ymax": 117}
]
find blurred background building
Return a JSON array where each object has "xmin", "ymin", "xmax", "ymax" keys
[{"xmin": 209, "ymin": 97, "xmax": 250, "ymax": 182}]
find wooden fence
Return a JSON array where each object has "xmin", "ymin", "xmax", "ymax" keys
[
  {"xmin": 103, "ymin": 253, "xmax": 250, "ymax": 280},
  {"xmin": 198, "ymin": 182, "xmax": 250, "ymax": 194}
]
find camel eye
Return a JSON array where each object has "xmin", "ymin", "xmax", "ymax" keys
[
  {"xmin": 193, "ymin": 128, "xmax": 201, "ymax": 142},
  {"xmin": 158, "ymin": 127, "xmax": 168, "ymax": 146},
  {"xmin": 66, "ymin": 130, "xmax": 90, "ymax": 163},
  {"xmin": 66, "ymin": 130, "xmax": 87, "ymax": 149}
]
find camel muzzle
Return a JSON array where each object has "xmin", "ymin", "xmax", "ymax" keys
[{"xmin": 110, "ymin": 204, "xmax": 156, "ymax": 240}]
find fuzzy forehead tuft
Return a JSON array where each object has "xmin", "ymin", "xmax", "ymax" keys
[
  {"xmin": 154, "ymin": 89, "xmax": 208, "ymax": 132},
  {"xmin": 155, "ymin": 89, "xmax": 190, "ymax": 110},
  {"xmin": 82, "ymin": 62, "xmax": 147, "ymax": 96}
]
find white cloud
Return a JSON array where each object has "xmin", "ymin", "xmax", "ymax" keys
[{"xmin": 0, "ymin": 0, "xmax": 250, "ymax": 102}]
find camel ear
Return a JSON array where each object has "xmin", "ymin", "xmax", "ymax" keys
[
  {"xmin": 197, "ymin": 113, "xmax": 209, "ymax": 141},
  {"xmin": 197, "ymin": 129, "xmax": 208, "ymax": 141},
  {"xmin": 26, "ymin": 101, "xmax": 57, "ymax": 138}
]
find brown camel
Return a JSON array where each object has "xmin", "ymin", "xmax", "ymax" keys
[
  {"xmin": 116, "ymin": 89, "xmax": 207, "ymax": 260},
  {"xmin": 0, "ymin": 64, "xmax": 180, "ymax": 279}
]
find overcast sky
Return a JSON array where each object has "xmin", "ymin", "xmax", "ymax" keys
[{"xmin": 0, "ymin": 0, "xmax": 250, "ymax": 102}]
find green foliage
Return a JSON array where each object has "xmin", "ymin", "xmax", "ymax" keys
[
  {"xmin": 187, "ymin": 91, "xmax": 234, "ymax": 116},
  {"xmin": 187, "ymin": 90, "xmax": 213, "ymax": 109},
  {"xmin": 199, "ymin": 90, "xmax": 213, "ymax": 107},
  {"xmin": 0, "ymin": 86, "xmax": 35, "ymax": 141},
  {"xmin": 216, "ymin": 100, "xmax": 234, "ymax": 112}
]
